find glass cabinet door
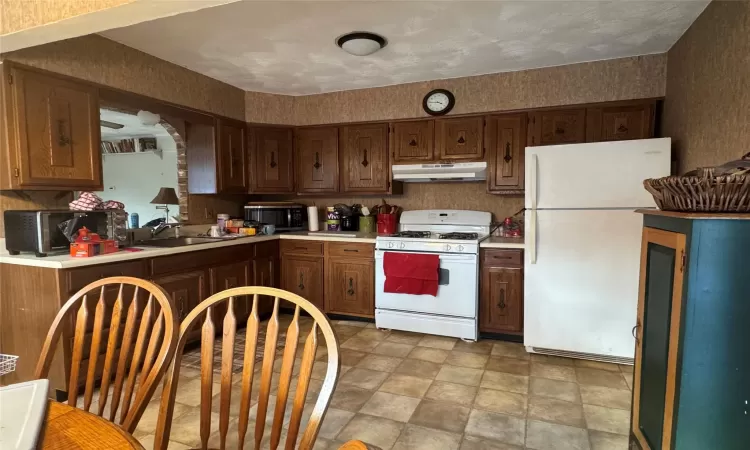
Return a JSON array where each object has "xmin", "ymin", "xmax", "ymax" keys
[{"xmin": 632, "ymin": 227, "xmax": 686, "ymax": 450}]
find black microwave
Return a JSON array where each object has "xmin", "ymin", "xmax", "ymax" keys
[{"xmin": 243, "ymin": 202, "xmax": 306, "ymax": 232}]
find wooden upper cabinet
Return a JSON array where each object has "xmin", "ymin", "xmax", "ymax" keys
[
  {"xmin": 250, "ymin": 126, "xmax": 294, "ymax": 193},
  {"xmin": 217, "ymin": 119, "xmax": 247, "ymax": 192},
  {"xmin": 527, "ymin": 108, "xmax": 586, "ymax": 147},
  {"xmin": 435, "ymin": 117, "xmax": 484, "ymax": 160},
  {"xmin": 486, "ymin": 113, "xmax": 527, "ymax": 193},
  {"xmin": 586, "ymin": 102, "xmax": 655, "ymax": 142},
  {"xmin": 3, "ymin": 66, "xmax": 101, "ymax": 190},
  {"xmin": 391, "ymin": 120, "xmax": 434, "ymax": 162},
  {"xmin": 295, "ymin": 127, "xmax": 339, "ymax": 193},
  {"xmin": 340, "ymin": 123, "xmax": 389, "ymax": 193}
]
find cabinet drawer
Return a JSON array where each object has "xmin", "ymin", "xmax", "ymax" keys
[
  {"xmin": 280, "ymin": 240, "xmax": 323, "ymax": 256},
  {"xmin": 65, "ymin": 261, "xmax": 146, "ymax": 294},
  {"xmin": 326, "ymin": 242, "xmax": 374, "ymax": 258},
  {"xmin": 482, "ymin": 249, "xmax": 523, "ymax": 267}
]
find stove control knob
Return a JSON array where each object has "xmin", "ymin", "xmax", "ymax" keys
[
  {"xmin": 457, "ymin": 245, "xmax": 464, "ymax": 252},
  {"xmin": 445, "ymin": 244, "xmax": 452, "ymax": 252},
  {"xmin": 399, "ymin": 242, "xmax": 406, "ymax": 249},
  {"xmin": 388, "ymin": 242, "xmax": 395, "ymax": 249}
]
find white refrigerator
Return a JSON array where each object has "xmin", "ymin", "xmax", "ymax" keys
[{"xmin": 524, "ymin": 138, "xmax": 671, "ymax": 361}]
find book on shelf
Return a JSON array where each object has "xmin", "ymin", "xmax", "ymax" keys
[{"xmin": 100, "ymin": 138, "xmax": 159, "ymax": 154}]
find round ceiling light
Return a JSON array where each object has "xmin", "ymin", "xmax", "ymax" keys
[{"xmin": 336, "ymin": 31, "xmax": 387, "ymax": 56}]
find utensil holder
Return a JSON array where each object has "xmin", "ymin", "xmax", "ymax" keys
[{"xmin": 377, "ymin": 214, "xmax": 397, "ymax": 234}]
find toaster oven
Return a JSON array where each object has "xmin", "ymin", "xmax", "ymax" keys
[{"xmin": 4, "ymin": 210, "xmax": 129, "ymax": 257}]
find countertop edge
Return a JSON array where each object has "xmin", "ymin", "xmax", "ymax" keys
[{"xmin": 0, "ymin": 232, "xmax": 379, "ymax": 269}]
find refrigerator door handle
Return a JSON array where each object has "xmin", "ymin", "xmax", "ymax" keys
[
  {"xmin": 530, "ymin": 153, "xmax": 538, "ymax": 210},
  {"xmin": 529, "ymin": 208, "xmax": 537, "ymax": 264}
]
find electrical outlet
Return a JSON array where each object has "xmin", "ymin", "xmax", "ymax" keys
[{"xmin": 204, "ymin": 208, "xmax": 214, "ymax": 219}]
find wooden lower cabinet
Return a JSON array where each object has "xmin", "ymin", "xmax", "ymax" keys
[
  {"xmin": 152, "ymin": 270, "xmax": 207, "ymax": 342},
  {"xmin": 631, "ymin": 213, "xmax": 750, "ymax": 450},
  {"xmin": 479, "ymin": 249, "xmax": 523, "ymax": 334},
  {"xmin": 253, "ymin": 256, "xmax": 278, "ymax": 316},
  {"xmin": 326, "ymin": 257, "xmax": 374, "ymax": 317},
  {"xmin": 281, "ymin": 255, "xmax": 324, "ymax": 311},
  {"xmin": 280, "ymin": 240, "xmax": 376, "ymax": 317}
]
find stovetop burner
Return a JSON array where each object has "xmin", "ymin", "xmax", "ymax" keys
[
  {"xmin": 438, "ymin": 232, "xmax": 479, "ymax": 240},
  {"xmin": 393, "ymin": 231, "xmax": 432, "ymax": 238}
]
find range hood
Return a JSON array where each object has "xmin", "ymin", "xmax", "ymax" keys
[{"xmin": 392, "ymin": 162, "xmax": 487, "ymax": 182}]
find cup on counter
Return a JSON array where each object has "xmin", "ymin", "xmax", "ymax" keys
[
  {"xmin": 262, "ymin": 224, "xmax": 276, "ymax": 235},
  {"xmin": 377, "ymin": 214, "xmax": 397, "ymax": 234},
  {"xmin": 209, "ymin": 225, "xmax": 222, "ymax": 237},
  {"xmin": 359, "ymin": 215, "xmax": 375, "ymax": 233}
]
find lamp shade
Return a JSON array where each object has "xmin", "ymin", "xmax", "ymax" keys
[{"xmin": 150, "ymin": 187, "xmax": 179, "ymax": 205}]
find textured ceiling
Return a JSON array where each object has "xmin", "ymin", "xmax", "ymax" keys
[{"xmin": 101, "ymin": 0, "xmax": 709, "ymax": 95}]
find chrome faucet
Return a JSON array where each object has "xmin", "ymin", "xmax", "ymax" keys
[{"xmin": 151, "ymin": 222, "xmax": 181, "ymax": 238}]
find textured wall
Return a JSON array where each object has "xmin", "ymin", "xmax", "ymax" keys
[
  {"xmin": 0, "ymin": 0, "xmax": 134, "ymax": 35},
  {"xmin": 2, "ymin": 34, "xmax": 246, "ymax": 121},
  {"xmin": 260, "ymin": 183, "xmax": 524, "ymax": 225},
  {"xmin": 245, "ymin": 90, "xmax": 295, "ymax": 125},
  {"xmin": 662, "ymin": 1, "xmax": 750, "ymax": 173},
  {"xmin": 292, "ymin": 55, "xmax": 666, "ymax": 125}
]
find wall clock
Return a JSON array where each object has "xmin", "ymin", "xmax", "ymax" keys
[{"xmin": 423, "ymin": 89, "xmax": 455, "ymax": 116}]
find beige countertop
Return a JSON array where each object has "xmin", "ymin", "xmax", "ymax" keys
[
  {"xmin": 480, "ymin": 237, "xmax": 525, "ymax": 249},
  {"xmin": 0, "ymin": 232, "xmax": 521, "ymax": 268},
  {"xmin": 0, "ymin": 231, "xmax": 378, "ymax": 269}
]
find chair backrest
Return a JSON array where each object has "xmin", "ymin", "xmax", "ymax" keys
[
  {"xmin": 34, "ymin": 276, "xmax": 177, "ymax": 433},
  {"xmin": 154, "ymin": 286, "xmax": 340, "ymax": 450}
]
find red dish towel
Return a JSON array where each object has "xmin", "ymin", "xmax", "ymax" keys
[{"xmin": 383, "ymin": 252, "xmax": 440, "ymax": 296}]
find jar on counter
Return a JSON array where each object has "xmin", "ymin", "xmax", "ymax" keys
[
  {"xmin": 217, "ymin": 213, "xmax": 230, "ymax": 234},
  {"xmin": 326, "ymin": 207, "xmax": 341, "ymax": 231}
]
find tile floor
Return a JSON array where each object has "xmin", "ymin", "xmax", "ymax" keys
[{"xmin": 130, "ymin": 316, "xmax": 634, "ymax": 450}]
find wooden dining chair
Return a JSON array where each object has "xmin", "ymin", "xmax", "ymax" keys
[
  {"xmin": 34, "ymin": 276, "xmax": 178, "ymax": 433},
  {"xmin": 154, "ymin": 286, "xmax": 344, "ymax": 450}
]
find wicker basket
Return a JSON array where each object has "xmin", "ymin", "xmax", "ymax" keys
[{"xmin": 644, "ymin": 155, "xmax": 750, "ymax": 212}]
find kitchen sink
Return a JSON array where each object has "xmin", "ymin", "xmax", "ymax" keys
[{"xmin": 136, "ymin": 237, "xmax": 226, "ymax": 247}]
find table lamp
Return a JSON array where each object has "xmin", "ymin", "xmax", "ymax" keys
[{"xmin": 150, "ymin": 187, "xmax": 179, "ymax": 221}]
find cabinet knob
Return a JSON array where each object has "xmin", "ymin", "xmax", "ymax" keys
[
  {"xmin": 497, "ymin": 288, "xmax": 506, "ymax": 310},
  {"xmin": 313, "ymin": 152, "xmax": 321, "ymax": 170},
  {"xmin": 503, "ymin": 142, "xmax": 512, "ymax": 163},
  {"xmin": 347, "ymin": 278, "xmax": 355, "ymax": 296},
  {"xmin": 269, "ymin": 151, "xmax": 277, "ymax": 168},
  {"xmin": 298, "ymin": 273, "xmax": 305, "ymax": 290},
  {"xmin": 361, "ymin": 149, "xmax": 369, "ymax": 167}
]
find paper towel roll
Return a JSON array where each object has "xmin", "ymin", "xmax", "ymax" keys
[{"xmin": 308, "ymin": 206, "xmax": 319, "ymax": 231}]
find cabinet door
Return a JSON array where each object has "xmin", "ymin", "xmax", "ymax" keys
[
  {"xmin": 252, "ymin": 256, "xmax": 277, "ymax": 316},
  {"xmin": 479, "ymin": 266, "xmax": 523, "ymax": 334},
  {"xmin": 435, "ymin": 117, "xmax": 484, "ymax": 160},
  {"xmin": 153, "ymin": 270, "xmax": 207, "ymax": 342},
  {"xmin": 217, "ymin": 119, "xmax": 247, "ymax": 192},
  {"xmin": 281, "ymin": 255, "xmax": 324, "ymax": 311},
  {"xmin": 326, "ymin": 258, "xmax": 374, "ymax": 317},
  {"xmin": 486, "ymin": 113, "xmax": 526, "ymax": 193},
  {"xmin": 340, "ymin": 123, "xmax": 389, "ymax": 193},
  {"xmin": 527, "ymin": 109, "xmax": 586, "ymax": 147},
  {"xmin": 586, "ymin": 102, "xmax": 655, "ymax": 142},
  {"xmin": 632, "ymin": 227, "xmax": 686, "ymax": 450},
  {"xmin": 251, "ymin": 126, "xmax": 294, "ymax": 193},
  {"xmin": 295, "ymin": 127, "xmax": 338, "ymax": 193},
  {"xmin": 210, "ymin": 261, "xmax": 250, "ymax": 323},
  {"xmin": 391, "ymin": 120, "xmax": 434, "ymax": 162},
  {"xmin": 10, "ymin": 67, "xmax": 101, "ymax": 189}
]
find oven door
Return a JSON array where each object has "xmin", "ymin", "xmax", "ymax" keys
[{"xmin": 375, "ymin": 250, "xmax": 478, "ymax": 318}]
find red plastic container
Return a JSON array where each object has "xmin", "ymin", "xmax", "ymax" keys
[{"xmin": 377, "ymin": 213, "xmax": 397, "ymax": 235}]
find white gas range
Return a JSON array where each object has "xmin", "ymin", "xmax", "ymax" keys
[{"xmin": 375, "ymin": 210, "xmax": 491, "ymax": 341}]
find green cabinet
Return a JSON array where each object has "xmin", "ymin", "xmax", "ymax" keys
[{"xmin": 631, "ymin": 211, "xmax": 750, "ymax": 450}]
